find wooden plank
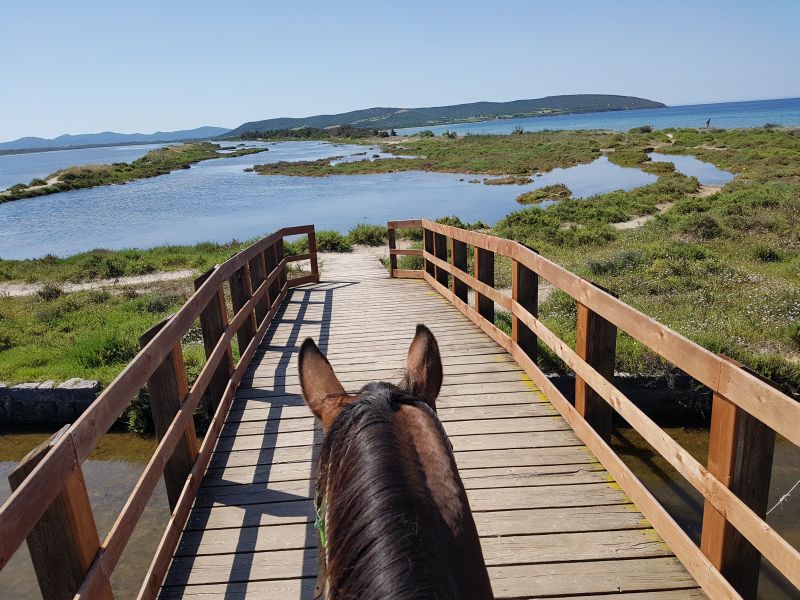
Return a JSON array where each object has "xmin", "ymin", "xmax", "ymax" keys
[
  {"xmin": 229, "ymin": 263, "xmax": 257, "ymax": 355},
  {"xmin": 451, "ymin": 237, "xmax": 469, "ymax": 302},
  {"xmin": 387, "ymin": 226, "xmax": 398, "ymax": 276},
  {"xmin": 248, "ymin": 252, "xmax": 269, "ymax": 324},
  {"xmin": 434, "ymin": 231, "xmax": 449, "ymax": 288},
  {"xmin": 424, "ymin": 227, "xmax": 435, "ymax": 278},
  {"xmin": 488, "ymin": 557, "xmax": 701, "ymax": 598}
]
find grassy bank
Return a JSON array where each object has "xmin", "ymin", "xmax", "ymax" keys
[
  {"xmin": 252, "ymin": 130, "xmax": 609, "ymax": 177},
  {"xmin": 0, "ymin": 142, "xmax": 267, "ymax": 202}
]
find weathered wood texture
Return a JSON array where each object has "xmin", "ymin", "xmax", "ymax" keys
[
  {"xmin": 158, "ymin": 251, "xmax": 701, "ymax": 599},
  {"xmin": 8, "ymin": 427, "xmax": 113, "ymax": 600}
]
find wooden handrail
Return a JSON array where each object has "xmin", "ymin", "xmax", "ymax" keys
[
  {"xmin": 389, "ymin": 219, "xmax": 800, "ymax": 598},
  {"xmin": 0, "ymin": 225, "xmax": 319, "ymax": 598}
]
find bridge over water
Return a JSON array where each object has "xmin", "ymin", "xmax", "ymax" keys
[{"xmin": 1, "ymin": 222, "xmax": 797, "ymax": 599}]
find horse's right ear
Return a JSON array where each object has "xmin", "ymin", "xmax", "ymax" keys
[{"xmin": 298, "ymin": 338, "xmax": 349, "ymax": 430}]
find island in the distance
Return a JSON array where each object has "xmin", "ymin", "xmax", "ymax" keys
[{"xmin": 224, "ymin": 94, "xmax": 665, "ymax": 137}]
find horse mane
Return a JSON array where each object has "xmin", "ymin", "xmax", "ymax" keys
[{"xmin": 317, "ymin": 381, "xmax": 459, "ymax": 600}]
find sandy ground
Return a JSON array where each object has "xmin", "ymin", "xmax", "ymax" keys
[
  {"xmin": 0, "ymin": 269, "xmax": 195, "ymax": 297},
  {"xmin": 0, "ymin": 176, "xmax": 60, "ymax": 197}
]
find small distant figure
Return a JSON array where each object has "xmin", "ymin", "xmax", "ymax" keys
[{"xmin": 706, "ymin": 118, "xmax": 711, "ymax": 129}]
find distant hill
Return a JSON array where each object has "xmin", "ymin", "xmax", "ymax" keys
[
  {"xmin": 0, "ymin": 126, "xmax": 232, "ymax": 151},
  {"xmin": 226, "ymin": 95, "xmax": 665, "ymax": 136}
]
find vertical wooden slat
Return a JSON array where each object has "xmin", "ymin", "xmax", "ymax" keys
[
  {"xmin": 8, "ymin": 428, "xmax": 114, "ymax": 600},
  {"xmin": 139, "ymin": 320, "xmax": 198, "ymax": 510},
  {"xmin": 450, "ymin": 238, "xmax": 468, "ymax": 303},
  {"xmin": 265, "ymin": 244, "xmax": 280, "ymax": 303},
  {"xmin": 701, "ymin": 357, "xmax": 776, "ymax": 599},
  {"xmin": 248, "ymin": 252, "xmax": 269, "ymax": 325},
  {"xmin": 307, "ymin": 228, "xmax": 320, "ymax": 280},
  {"xmin": 475, "ymin": 246, "xmax": 495, "ymax": 321},
  {"xmin": 388, "ymin": 227, "xmax": 398, "ymax": 278},
  {"xmin": 194, "ymin": 268, "xmax": 234, "ymax": 412},
  {"xmin": 229, "ymin": 263, "xmax": 257, "ymax": 354},
  {"xmin": 275, "ymin": 241, "xmax": 287, "ymax": 288},
  {"xmin": 433, "ymin": 232, "xmax": 449, "ymax": 288},
  {"xmin": 424, "ymin": 228, "xmax": 435, "ymax": 278},
  {"xmin": 512, "ymin": 258, "xmax": 538, "ymax": 362},
  {"xmin": 575, "ymin": 301, "xmax": 616, "ymax": 442}
]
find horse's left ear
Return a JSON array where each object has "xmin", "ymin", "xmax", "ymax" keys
[
  {"xmin": 298, "ymin": 338, "xmax": 350, "ymax": 430},
  {"xmin": 401, "ymin": 324, "xmax": 443, "ymax": 411}
]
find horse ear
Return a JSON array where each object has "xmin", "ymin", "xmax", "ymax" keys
[
  {"xmin": 401, "ymin": 324, "xmax": 443, "ymax": 410},
  {"xmin": 298, "ymin": 338, "xmax": 348, "ymax": 429}
]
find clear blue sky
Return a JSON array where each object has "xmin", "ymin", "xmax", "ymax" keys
[{"xmin": 1, "ymin": 0, "xmax": 798, "ymax": 142}]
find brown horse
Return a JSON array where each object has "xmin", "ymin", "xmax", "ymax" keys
[{"xmin": 299, "ymin": 324, "xmax": 494, "ymax": 600}]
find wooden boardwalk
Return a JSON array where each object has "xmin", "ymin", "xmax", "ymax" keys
[{"xmin": 159, "ymin": 251, "xmax": 703, "ymax": 599}]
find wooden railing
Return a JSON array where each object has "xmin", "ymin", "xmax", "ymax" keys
[
  {"xmin": 388, "ymin": 219, "xmax": 799, "ymax": 600},
  {"xmin": 0, "ymin": 225, "xmax": 319, "ymax": 599}
]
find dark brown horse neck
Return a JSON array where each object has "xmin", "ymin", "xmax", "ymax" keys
[{"xmin": 315, "ymin": 382, "xmax": 493, "ymax": 600}]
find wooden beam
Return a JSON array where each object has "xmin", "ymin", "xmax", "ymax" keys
[
  {"xmin": 307, "ymin": 227, "xmax": 319, "ymax": 279},
  {"xmin": 194, "ymin": 268, "xmax": 234, "ymax": 412},
  {"xmin": 424, "ymin": 228, "xmax": 435, "ymax": 278},
  {"xmin": 701, "ymin": 358, "xmax": 776, "ymax": 599},
  {"xmin": 433, "ymin": 231, "xmax": 449, "ymax": 288},
  {"xmin": 575, "ymin": 301, "xmax": 616, "ymax": 443},
  {"xmin": 8, "ymin": 427, "xmax": 113, "ymax": 600},
  {"xmin": 388, "ymin": 227, "xmax": 398, "ymax": 277},
  {"xmin": 275, "ymin": 240, "xmax": 287, "ymax": 288},
  {"xmin": 512, "ymin": 258, "xmax": 537, "ymax": 363},
  {"xmin": 265, "ymin": 244, "xmax": 280, "ymax": 303},
  {"xmin": 140, "ymin": 321, "xmax": 199, "ymax": 510},
  {"xmin": 451, "ymin": 238, "xmax": 469, "ymax": 303},
  {"xmin": 475, "ymin": 246, "xmax": 495, "ymax": 322},
  {"xmin": 229, "ymin": 263, "xmax": 257, "ymax": 355},
  {"xmin": 248, "ymin": 252, "xmax": 269, "ymax": 325}
]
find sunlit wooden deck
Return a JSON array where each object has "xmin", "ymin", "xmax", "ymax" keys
[{"xmin": 158, "ymin": 251, "xmax": 703, "ymax": 599}]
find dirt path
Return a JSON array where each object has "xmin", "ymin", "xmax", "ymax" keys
[{"xmin": 0, "ymin": 269, "xmax": 195, "ymax": 297}]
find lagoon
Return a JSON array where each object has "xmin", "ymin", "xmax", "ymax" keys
[
  {"xmin": 0, "ymin": 141, "xmax": 734, "ymax": 260},
  {"xmin": 0, "ymin": 141, "xmax": 684, "ymax": 259}
]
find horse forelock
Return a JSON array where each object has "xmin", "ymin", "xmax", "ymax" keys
[{"xmin": 316, "ymin": 381, "xmax": 464, "ymax": 600}]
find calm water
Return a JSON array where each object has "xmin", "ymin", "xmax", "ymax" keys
[
  {"xmin": 399, "ymin": 97, "xmax": 800, "ymax": 135},
  {"xmin": 0, "ymin": 140, "xmax": 735, "ymax": 260},
  {"xmin": 0, "ymin": 143, "xmax": 171, "ymax": 190},
  {"xmin": 648, "ymin": 152, "xmax": 735, "ymax": 186}
]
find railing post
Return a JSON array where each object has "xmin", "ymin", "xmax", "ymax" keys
[
  {"xmin": 229, "ymin": 262, "xmax": 257, "ymax": 354},
  {"xmin": 194, "ymin": 268, "xmax": 234, "ymax": 412},
  {"xmin": 450, "ymin": 237, "xmax": 468, "ymax": 303},
  {"xmin": 275, "ymin": 240, "xmax": 287, "ymax": 288},
  {"xmin": 264, "ymin": 244, "xmax": 279, "ymax": 305},
  {"xmin": 512, "ymin": 257, "xmax": 538, "ymax": 363},
  {"xmin": 700, "ymin": 356, "xmax": 776, "ymax": 599},
  {"xmin": 575, "ymin": 294, "xmax": 616, "ymax": 443},
  {"xmin": 388, "ymin": 226, "xmax": 398, "ymax": 278},
  {"xmin": 424, "ymin": 228, "xmax": 435, "ymax": 278},
  {"xmin": 475, "ymin": 246, "xmax": 495, "ymax": 321},
  {"xmin": 8, "ymin": 427, "xmax": 114, "ymax": 600},
  {"xmin": 248, "ymin": 252, "xmax": 269, "ymax": 325},
  {"xmin": 307, "ymin": 227, "xmax": 320, "ymax": 281},
  {"xmin": 139, "ymin": 320, "xmax": 199, "ymax": 510},
  {"xmin": 433, "ymin": 232, "xmax": 449, "ymax": 288}
]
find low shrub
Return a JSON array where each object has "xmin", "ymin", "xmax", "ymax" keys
[
  {"xmin": 317, "ymin": 230, "xmax": 352, "ymax": 252},
  {"xmin": 629, "ymin": 125, "xmax": 653, "ymax": 134},
  {"xmin": 418, "ymin": 130, "xmax": 435, "ymax": 138},
  {"xmin": 516, "ymin": 183, "xmax": 572, "ymax": 204},
  {"xmin": 348, "ymin": 224, "xmax": 386, "ymax": 246},
  {"xmin": 37, "ymin": 282, "xmax": 63, "ymax": 301},
  {"xmin": 753, "ymin": 244, "xmax": 782, "ymax": 262},
  {"xmin": 72, "ymin": 330, "xmax": 138, "ymax": 369},
  {"xmin": 587, "ymin": 250, "xmax": 644, "ymax": 275},
  {"xmin": 680, "ymin": 214, "xmax": 723, "ymax": 240}
]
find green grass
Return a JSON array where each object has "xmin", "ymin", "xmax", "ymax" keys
[
  {"xmin": 0, "ymin": 239, "xmax": 258, "ymax": 283},
  {"xmin": 0, "ymin": 142, "xmax": 268, "ymax": 202},
  {"xmin": 253, "ymin": 130, "xmax": 610, "ymax": 177},
  {"xmin": 0, "ymin": 287, "xmax": 190, "ymax": 386},
  {"xmin": 516, "ymin": 183, "xmax": 572, "ymax": 204}
]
